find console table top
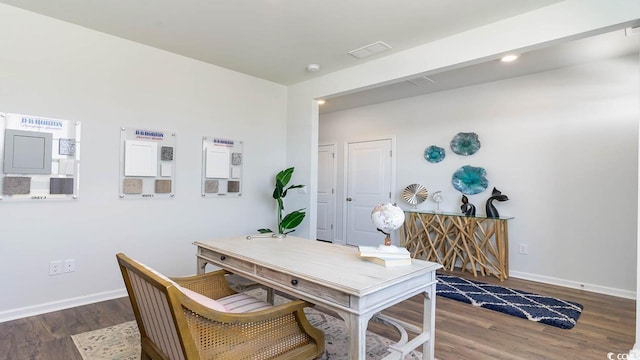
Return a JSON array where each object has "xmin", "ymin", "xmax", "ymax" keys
[{"xmin": 403, "ymin": 209, "xmax": 514, "ymax": 220}]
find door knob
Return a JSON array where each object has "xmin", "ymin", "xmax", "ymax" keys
[{"xmin": 346, "ymin": 197, "xmax": 352, "ymax": 201}]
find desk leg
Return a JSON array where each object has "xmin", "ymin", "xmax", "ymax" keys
[
  {"xmin": 422, "ymin": 286, "xmax": 436, "ymax": 359},
  {"xmin": 197, "ymin": 257, "xmax": 207, "ymax": 275},
  {"xmin": 335, "ymin": 310, "xmax": 373, "ymax": 360}
]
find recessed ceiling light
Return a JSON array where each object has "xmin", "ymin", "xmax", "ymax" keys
[
  {"xmin": 501, "ymin": 54, "xmax": 519, "ymax": 63},
  {"xmin": 317, "ymin": 100, "xmax": 326, "ymax": 105},
  {"xmin": 306, "ymin": 64, "xmax": 321, "ymax": 72}
]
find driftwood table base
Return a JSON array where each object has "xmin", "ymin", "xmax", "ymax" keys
[{"xmin": 401, "ymin": 211, "xmax": 512, "ymax": 281}]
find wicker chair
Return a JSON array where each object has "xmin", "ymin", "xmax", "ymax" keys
[{"xmin": 116, "ymin": 253, "xmax": 325, "ymax": 360}]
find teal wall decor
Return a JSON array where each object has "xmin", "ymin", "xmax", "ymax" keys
[
  {"xmin": 452, "ymin": 165, "xmax": 488, "ymax": 195},
  {"xmin": 451, "ymin": 132, "xmax": 481, "ymax": 156},
  {"xmin": 424, "ymin": 145, "xmax": 445, "ymax": 163}
]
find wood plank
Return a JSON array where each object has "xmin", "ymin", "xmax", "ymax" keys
[{"xmin": 0, "ymin": 272, "xmax": 633, "ymax": 360}]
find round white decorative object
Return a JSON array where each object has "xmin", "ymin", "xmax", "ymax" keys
[
  {"xmin": 401, "ymin": 184, "xmax": 428, "ymax": 205},
  {"xmin": 371, "ymin": 203, "xmax": 406, "ymax": 234}
]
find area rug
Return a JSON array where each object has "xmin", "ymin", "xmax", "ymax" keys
[
  {"xmin": 72, "ymin": 290, "xmax": 421, "ymax": 359},
  {"xmin": 436, "ymin": 274, "xmax": 583, "ymax": 329}
]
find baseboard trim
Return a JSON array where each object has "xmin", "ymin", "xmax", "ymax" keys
[
  {"xmin": 0, "ymin": 288, "xmax": 128, "ymax": 323},
  {"xmin": 509, "ymin": 271, "xmax": 636, "ymax": 300}
]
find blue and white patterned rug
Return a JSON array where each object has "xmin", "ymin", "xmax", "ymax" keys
[{"xmin": 436, "ymin": 274, "xmax": 583, "ymax": 329}]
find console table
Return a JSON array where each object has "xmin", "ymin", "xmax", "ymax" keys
[
  {"xmin": 194, "ymin": 236, "xmax": 441, "ymax": 360},
  {"xmin": 401, "ymin": 211, "xmax": 512, "ymax": 281}
]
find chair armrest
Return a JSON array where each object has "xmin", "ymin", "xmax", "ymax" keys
[{"xmin": 171, "ymin": 270, "xmax": 236, "ymax": 299}]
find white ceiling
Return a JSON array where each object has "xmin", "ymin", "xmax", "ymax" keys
[
  {"xmin": 320, "ymin": 29, "xmax": 640, "ymax": 114},
  {"xmin": 0, "ymin": 0, "xmax": 561, "ymax": 85},
  {"xmin": 3, "ymin": 0, "xmax": 636, "ymax": 115}
]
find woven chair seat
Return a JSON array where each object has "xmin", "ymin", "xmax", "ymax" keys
[{"xmin": 117, "ymin": 253, "xmax": 325, "ymax": 360}]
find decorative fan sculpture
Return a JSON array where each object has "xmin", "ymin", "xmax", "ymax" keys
[{"xmin": 401, "ymin": 184, "xmax": 428, "ymax": 207}]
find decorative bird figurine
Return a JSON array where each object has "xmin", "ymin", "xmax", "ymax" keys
[
  {"xmin": 485, "ymin": 187, "xmax": 509, "ymax": 218},
  {"xmin": 460, "ymin": 195, "xmax": 476, "ymax": 216}
]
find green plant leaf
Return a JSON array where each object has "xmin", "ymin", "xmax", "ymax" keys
[
  {"xmin": 282, "ymin": 184, "xmax": 303, "ymax": 199},
  {"xmin": 257, "ymin": 228, "xmax": 273, "ymax": 233},
  {"xmin": 266, "ymin": 167, "xmax": 305, "ymax": 235},
  {"xmin": 273, "ymin": 179, "xmax": 284, "ymax": 199},
  {"xmin": 281, "ymin": 209, "xmax": 306, "ymax": 230},
  {"xmin": 276, "ymin": 167, "xmax": 295, "ymax": 187}
]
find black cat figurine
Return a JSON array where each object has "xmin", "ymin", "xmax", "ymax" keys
[
  {"xmin": 485, "ymin": 187, "xmax": 509, "ymax": 218},
  {"xmin": 460, "ymin": 195, "xmax": 476, "ymax": 216}
]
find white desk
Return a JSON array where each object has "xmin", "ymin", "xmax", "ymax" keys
[{"xmin": 194, "ymin": 236, "xmax": 441, "ymax": 360}]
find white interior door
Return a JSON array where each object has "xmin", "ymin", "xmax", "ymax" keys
[
  {"xmin": 345, "ymin": 139, "xmax": 393, "ymax": 247},
  {"xmin": 317, "ymin": 144, "xmax": 336, "ymax": 242}
]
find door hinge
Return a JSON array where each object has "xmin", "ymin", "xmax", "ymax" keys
[
  {"xmin": 390, "ymin": 150, "xmax": 392, "ymax": 157},
  {"xmin": 331, "ymin": 188, "xmax": 334, "ymax": 194},
  {"xmin": 389, "ymin": 192, "xmax": 391, "ymax": 199},
  {"xmin": 331, "ymin": 224, "xmax": 334, "ymax": 230},
  {"xmin": 332, "ymin": 152, "xmax": 335, "ymax": 158}
]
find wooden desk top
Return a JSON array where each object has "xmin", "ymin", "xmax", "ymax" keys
[{"xmin": 194, "ymin": 236, "xmax": 441, "ymax": 297}]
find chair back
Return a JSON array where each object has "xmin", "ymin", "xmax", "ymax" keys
[{"xmin": 117, "ymin": 253, "xmax": 194, "ymax": 360}]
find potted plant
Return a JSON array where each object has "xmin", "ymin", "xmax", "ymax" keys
[{"xmin": 258, "ymin": 167, "xmax": 306, "ymax": 236}]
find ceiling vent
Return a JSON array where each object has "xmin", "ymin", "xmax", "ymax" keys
[
  {"xmin": 408, "ymin": 76, "xmax": 436, "ymax": 86},
  {"xmin": 348, "ymin": 41, "xmax": 392, "ymax": 59}
]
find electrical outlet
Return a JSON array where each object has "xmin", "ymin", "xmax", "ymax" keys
[
  {"xmin": 49, "ymin": 260, "xmax": 64, "ymax": 275},
  {"xmin": 519, "ymin": 244, "xmax": 529, "ymax": 255},
  {"xmin": 64, "ymin": 259, "xmax": 75, "ymax": 273}
]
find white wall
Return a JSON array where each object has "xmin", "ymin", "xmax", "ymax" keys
[
  {"xmin": 286, "ymin": 0, "xmax": 640, "ymax": 348},
  {"xmin": 320, "ymin": 56, "xmax": 639, "ymax": 296},
  {"xmin": 287, "ymin": 0, "xmax": 640, "ymax": 241},
  {"xmin": 0, "ymin": 4, "xmax": 287, "ymax": 320}
]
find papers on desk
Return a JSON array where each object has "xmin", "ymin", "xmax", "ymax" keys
[{"xmin": 358, "ymin": 245, "xmax": 412, "ymax": 267}]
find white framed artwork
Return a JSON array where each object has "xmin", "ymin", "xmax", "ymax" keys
[
  {"xmin": 201, "ymin": 137, "xmax": 242, "ymax": 197},
  {"xmin": 119, "ymin": 127, "xmax": 176, "ymax": 199},
  {"xmin": 0, "ymin": 112, "xmax": 81, "ymax": 202}
]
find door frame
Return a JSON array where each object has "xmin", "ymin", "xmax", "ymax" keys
[
  {"xmin": 341, "ymin": 136, "xmax": 396, "ymax": 246},
  {"xmin": 317, "ymin": 142, "xmax": 338, "ymax": 242}
]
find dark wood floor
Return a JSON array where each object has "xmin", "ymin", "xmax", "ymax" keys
[
  {"xmin": 0, "ymin": 271, "xmax": 635, "ymax": 360},
  {"xmin": 376, "ymin": 271, "xmax": 636, "ymax": 360}
]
